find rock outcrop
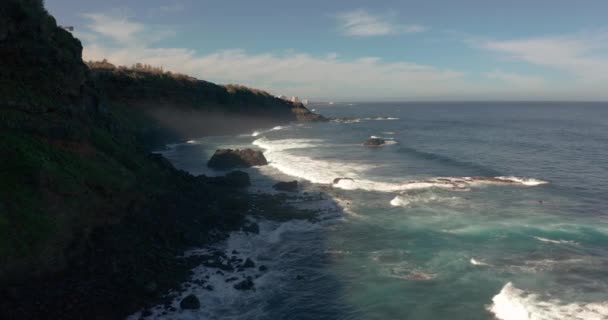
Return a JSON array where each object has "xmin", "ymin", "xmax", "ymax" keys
[
  {"xmin": 363, "ymin": 137, "xmax": 386, "ymax": 146},
  {"xmin": 207, "ymin": 171, "xmax": 251, "ymax": 188},
  {"xmin": 273, "ymin": 181, "xmax": 298, "ymax": 192},
  {"xmin": 180, "ymin": 294, "xmax": 200, "ymax": 310},
  {"xmin": 207, "ymin": 149, "xmax": 268, "ymax": 169}
]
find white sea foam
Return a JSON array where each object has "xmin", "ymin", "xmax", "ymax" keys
[
  {"xmin": 250, "ymin": 125, "xmax": 287, "ymax": 137},
  {"xmin": 335, "ymin": 176, "xmax": 547, "ymax": 193},
  {"xmin": 364, "ymin": 117, "xmax": 400, "ymax": 121},
  {"xmin": 533, "ymin": 236, "xmax": 578, "ymax": 245},
  {"xmin": 470, "ymin": 258, "xmax": 491, "ymax": 266},
  {"xmin": 390, "ymin": 193, "xmax": 461, "ymax": 207},
  {"xmin": 253, "ymin": 138, "xmax": 372, "ymax": 185},
  {"xmin": 495, "ymin": 176, "xmax": 549, "ymax": 186},
  {"xmin": 129, "ymin": 216, "xmax": 327, "ymax": 320},
  {"xmin": 488, "ymin": 282, "xmax": 608, "ymax": 320},
  {"xmin": 253, "ymin": 138, "xmax": 548, "ymax": 193}
]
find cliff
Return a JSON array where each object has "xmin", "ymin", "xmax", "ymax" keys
[
  {"xmin": 0, "ymin": 1, "xmax": 321, "ymax": 318},
  {"xmin": 87, "ymin": 61, "xmax": 326, "ymax": 148}
]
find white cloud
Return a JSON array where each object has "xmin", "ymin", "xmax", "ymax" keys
[
  {"xmin": 83, "ymin": 44, "xmax": 470, "ymax": 100},
  {"xmin": 82, "ymin": 13, "xmax": 143, "ymax": 44},
  {"xmin": 336, "ymin": 9, "xmax": 426, "ymax": 37},
  {"xmin": 79, "ymin": 13, "xmax": 608, "ymax": 100},
  {"xmin": 478, "ymin": 32, "xmax": 608, "ymax": 83},
  {"xmin": 484, "ymin": 70, "xmax": 546, "ymax": 88}
]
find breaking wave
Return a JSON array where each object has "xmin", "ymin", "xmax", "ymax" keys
[
  {"xmin": 253, "ymin": 138, "xmax": 548, "ymax": 192},
  {"xmin": 533, "ymin": 236, "xmax": 578, "ymax": 245},
  {"xmin": 390, "ymin": 191, "xmax": 461, "ymax": 207},
  {"xmin": 488, "ymin": 282, "xmax": 608, "ymax": 320}
]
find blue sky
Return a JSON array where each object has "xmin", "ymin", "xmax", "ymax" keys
[{"xmin": 46, "ymin": 0, "xmax": 608, "ymax": 101}]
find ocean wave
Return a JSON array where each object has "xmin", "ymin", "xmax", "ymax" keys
[
  {"xmin": 470, "ymin": 258, "xmax": 491, "ymax": 266},
  {"xmin": 495, "ymin": 176, "xmax": 549, "ymax": 186},
  {"xmin": 390, "ymin": 192, "xmax": 461, "ymax": 207},
  {"xmin": 253, "ymin": 138, "xmax": 548, "ymax": 192},
  {"xmin": 332, "ymin": 116, "xmax": 399, "ymax": 123},
  {"xmin": 250, "ymin": 125, "xmax": 287, "ymax": 137},
  {"xmin": 533, "ymin": 236, "xmax": 578, "ymax": 245},
  {"xmin": 364, "ymin": 117, "xmax": 400, "ymax": 121},
  {"xmin": 253, "ymin": 138, "xmax": 373, "ymax": 184},
  {"xmin": 488, "ymin": 282, "xmax": 608, "ymax": 320},
  {"xmin": 334, "ymin": 176, "xmax": 548, "ymax": 192}
]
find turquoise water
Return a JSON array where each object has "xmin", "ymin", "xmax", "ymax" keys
[{"xmin": 147, "ymin": 102, "xmax": 608, "ymax": 320}]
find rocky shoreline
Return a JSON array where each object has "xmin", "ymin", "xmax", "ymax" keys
[{"xmin": 0, "ymin": 155, "xmax": 325, "ymax": 320}]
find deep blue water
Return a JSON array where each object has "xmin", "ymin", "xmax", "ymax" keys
[{"xmin": 138, "ymin": 102, "xmax": 608, "ymax": 320}]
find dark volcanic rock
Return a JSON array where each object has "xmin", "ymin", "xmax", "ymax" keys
[
  {"xmin": 207, "ymin": 149, "xmax": 268, "ymax": 169},
  {"xmin": 179, "ymin": 294, "xmax": 200, "ymax": 310},
  {"xmin": 242, "ymin": 222, "xmax": 259, "ymax": 234},
  {"xmin": 272, "ymin": 180, "xmax": 298, "ymax": 192},
  {"xmin": 208, "ymin": 171, "xmax": 251, "ymax": 188},
  {"xmin": 363, "ymin": 137, "xmax": 386, "ymax": 146},
  {"xmin": 234, "ymin": 278, "xmax": 255, "ymax": 291},
  {"xmin": 242, "ymin": 258, "xmax": 255, "ymax": 269}
]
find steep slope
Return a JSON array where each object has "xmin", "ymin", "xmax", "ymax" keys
[{"xmin": 0, "ymin": 1, "xmax": 318, "ymax": 318}]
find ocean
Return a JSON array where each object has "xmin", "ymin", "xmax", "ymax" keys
[{"xmin": 136, "ymin": 102, "xmax": 608, "ymax": 320}]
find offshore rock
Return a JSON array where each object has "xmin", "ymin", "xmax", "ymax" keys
[
  {"xmin": 207, "ymin": 149, "xmax": 268, "ymax": 169},
  {"xmin": 363, "ymin": 137, "xmax": 386, "ymax": 146}
]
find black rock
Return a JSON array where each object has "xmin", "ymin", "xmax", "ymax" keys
[
  {"xmin": 208, "ymin": 170, "xmax": 251, "ymax": 188},
  {"xmin": 363, "ymin": 137, "xmax": 385, "ymax": 146},
  {"xmin": 296, "ymin": 275, "xmax": 304, "ymax": 280},
  {"xmin": 272, "ymin": 180, "xmax": 298, "ymax": 192},
  {"xmin": 234, "ymin": 278, "xmax": 255, "ymax": 291},
  {"xmin": 180, "ymin": 294, "xmax": 200, "ymax": 310},
  {"xmin": 258, "ymin": 265, "xmax": 268, "ymax": 272},
  {"xmin": 242, "ymin": 222, "xmax": 259, "ymax": 234},
  {"xmin": 242, "ymin": 258, "xmax": 255, "ymax": 269},
  {"xmin": 207, "ymin": 149, "xmax": 268, "ymax": 169}
]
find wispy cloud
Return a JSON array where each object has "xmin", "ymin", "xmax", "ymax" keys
[
  {"xmin": 82, "ymin": 13, "xmax": 143, "ymax": 44},
  {"xmin": 484, "ymin": 70, "xmax": 546, "ymax": 88},
  {"xmin": 79, "ymin": 13, "xmax": 608, "ymax": 100},
  {"xmin": 82, "ymin": 13, "xmax": 175, "ymax": 45},
  {"xmin": 79, "ymin": 14, "xmax": 465, "ymax": 100},
  {"xmin": 477, "ymin": 32, "xmax": 608, "ymax": 83},
  {"xmin": 336, "ymin": 9, "xmax": 426, "ymax": 37}
]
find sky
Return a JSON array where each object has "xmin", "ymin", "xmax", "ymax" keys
[{"xmin": 46, "ymin": 0, "xmax": 608, "ymax": 101}]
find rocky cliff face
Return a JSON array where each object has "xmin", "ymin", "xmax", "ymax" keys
[
  {"xmin": 0, "ymin": 2, "xmax": 324, "ymax": 318},
  {"xmin": 87, "ymin": 65, "xmax": 327, "ymax": 146},
  {"xmin": 0, "ymin": 0, "xmax": 92, "ymax": 112}
]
